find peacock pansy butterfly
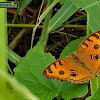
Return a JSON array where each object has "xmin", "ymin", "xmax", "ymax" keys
[{"xmin": 43, "ymin": 31, "xmax": 100, "ymax": 84}]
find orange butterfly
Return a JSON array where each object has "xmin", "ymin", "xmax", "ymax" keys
[{"xmin": 43, "ymin": 31, "xmax": 100, "ymax": 83}]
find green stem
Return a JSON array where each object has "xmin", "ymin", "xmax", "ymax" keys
[
  {"xmin": 0, "ymin": 0, "xmax": 7, "ymax": 93},
  {"xmin": 7, "ymin": 24, "xmax": 43, "ymax": 28},
  {"xmin": 40, "ymin": 0, "xmax": 53, "ymax": 47},
  {"xmin": 7, "ymin": 24, "xmax": 86, "ymax": 28},
  {"xmin": 54, "ymin": 14, "xmax": 87, "ymax": 31},
  {"xmin": 0, "ymin": 2, "xmax": 7, "ymax": 71},
  {"xmin": 56, "ymin": 95, "xmax": 61, "ymax": 100},
  {"xmin": 8, "ymin": 28, "xmax": 26, "ymax": 50},
  {"xmin": 64, "ymin": 25, "xmax": 86, "ymax": 28},
  {"xmin": 86, "ymin": 13, "xmax": 92, "ymax": 36}
]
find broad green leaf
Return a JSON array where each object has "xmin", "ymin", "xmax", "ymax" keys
[
  {"xmin": 48, "ymin": 0, "xmax": 78, "ymax": 32},
  {"xmin": 60, "ymin": 82, "xmax": 88, "ymax": 99},
  {"xmin": 14, "ymin": 42, "xmax": 58, "ymax": 100}
]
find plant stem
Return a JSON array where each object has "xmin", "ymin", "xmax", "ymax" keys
[
  {"xmin": 56, "ymin": 95, "xmax": 61, "ymax": 100},
  {"xmin": 0, "ymin": 2, "xmax": 7, "ymax": 71},
  {"xmin": 8, "ymin": 28, "xmax": 26, "ymax": 50},
  {"xmin": 7, "ymin": 24, "xmax": 86, "ymax": 28},
  {"xmin": 7, "ymin": 24, "xmax": 43, "ymax": 28},
  {"xmin": 54, "ymin": 14, "xmax": 87, "ymax": 31},
  {"xmin": 0, "ymin": 0, "xmax": 7, "ymax": 93},
  {"xmin": 40, "ymin": 0, "xmax": 53, "ymax": 47},
  {"xmin": 86, "ymin": 14, "xmax": 92, "ymax": 36}
]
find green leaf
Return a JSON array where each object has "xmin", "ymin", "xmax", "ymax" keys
[
  {"xmin": 61, "ymin": 82, "xmax": 88, "ymax": 99},
  {"xmin": 59, "ymin": 0, "xmax": 67, "ymax": 4},
  {"xmin": 19, "ymin": 0, "xmax": 32, "ymax": 11},
  {"xmin": 7, "ymin": 47, "xmax": 21, "ymax": 65},
  {"xmin": 86, "ymin": 76, "xmax": 100, "ymax": 100},
  {"xmin": 86, "ymin": 81, "xmax": 100, "ymax": 100},
  {"xmin": 39, "ymin": 0, "xmax": 59, "ymax": 24},
  {"xmin": 48, "ymin": 0, "xmax": 78, "ymax": 31},
  {"xmin": 90, "ymin": 77, "xmax": 99, "ymax": 95},
  {"xmin": 14, "ymin": 42, "xmax": 58, "ymax": 100}
]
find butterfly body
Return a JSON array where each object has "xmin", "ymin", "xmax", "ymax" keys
[{"xmin": 43, "ymin": 31, "xmax": 100, "ymax": 83}]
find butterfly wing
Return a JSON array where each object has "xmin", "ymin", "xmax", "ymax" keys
[
  {"xmin": 43, "ymin": 57, "xmax": 93, "ymax": 83},
  {"xmin": 76, "ymin": 31, "xmax": 100, "ymax": 75}
]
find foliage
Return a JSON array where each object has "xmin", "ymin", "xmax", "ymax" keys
[{"xmin": 2, "ymin": 0, "xmax": 100, "ymax": 100}]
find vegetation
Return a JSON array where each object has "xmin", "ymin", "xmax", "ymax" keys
[{"xmin": 1, "ymin": 0, "xmax": 100, "ymax": 100}]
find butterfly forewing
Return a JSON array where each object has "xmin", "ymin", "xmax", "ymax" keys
[{"xmin": 76, "ymin": 31, "xmax": 100, "ymax": 75}]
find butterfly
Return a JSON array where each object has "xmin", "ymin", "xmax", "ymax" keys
[{"xmin": 43, "ymin": 31, "xmax": 100, "ymax": 84}]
